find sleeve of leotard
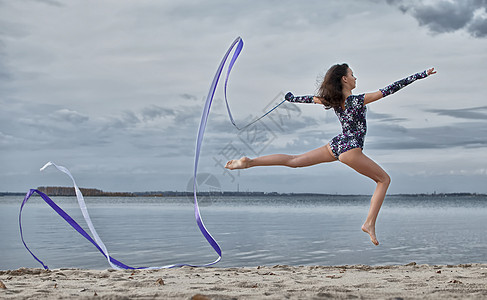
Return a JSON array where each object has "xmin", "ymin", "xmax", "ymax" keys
[
  {"xmin": 379, "ymin": 70, "xmax": 428, "ymax": 98},
  {"xmin": 348, "ymin": 94, "xmax": 365, "ymax": 109},
  {"xmin": 358, "ymin": 94, "xmax": 365, "ymax": 108},
  {"xmin": 285, "ymin": 92, "xmax": 315, "ymax": 104}
]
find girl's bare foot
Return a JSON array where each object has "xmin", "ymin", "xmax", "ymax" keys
[
  {"xmin": 361, "ymin": 224, "xmax": 379, "ymax": 246},
  {"xmin": 225, "ymin": 157, "xmax": 251, "ymax": 170}
]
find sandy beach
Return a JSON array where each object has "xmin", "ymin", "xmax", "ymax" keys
[{"xmin": 0, "ymin": 263, "xmax": 486, "ymax": 299}]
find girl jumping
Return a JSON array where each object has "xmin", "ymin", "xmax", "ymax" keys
[{"xmin": 225, "ymin": 64, "xmax": 436, "ymax": 245}]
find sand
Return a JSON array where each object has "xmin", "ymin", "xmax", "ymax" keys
[{"xmin": 1, "ymin": 263, "xmax": 486, "ymax": 299}]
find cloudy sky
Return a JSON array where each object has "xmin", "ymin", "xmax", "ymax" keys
[{"xmin": 1, "ymin": 0, "xmax": 486, "ymax": 195}]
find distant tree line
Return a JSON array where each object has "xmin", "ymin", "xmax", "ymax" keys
[
  {"xmin": 1, "ymin": 189, "xmax": 484, "ymax": 198},
  {"xmin": 37, "ymin": 186, "xmax": 135, "ymax": 197}
]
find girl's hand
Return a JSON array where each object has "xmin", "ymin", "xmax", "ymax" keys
[
  {"xmin": 313, "ymin": 96, "xmax": 324, "ymax": 105},
  {"xmin": 427, "ymin": 67, "xmax": 437, "ymax": 76}
]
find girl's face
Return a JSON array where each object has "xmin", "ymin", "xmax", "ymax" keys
[{"xmin": 344, "ymin": 68, "xmax": 357, "ymax": 89}]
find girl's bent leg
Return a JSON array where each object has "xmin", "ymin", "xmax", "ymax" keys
[
  {"xmin": 338, "ymin": 148, "xmax": 390, "ymax": 246},
  {"xmin": 225, "ymin": 144, "xmax": 337, "ymax": 170}
]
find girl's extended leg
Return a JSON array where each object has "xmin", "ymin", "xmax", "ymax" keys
[
  {"xmin": 338, "ymin": 148, "xmax": 390, "ymax": 246},
  {"xmin": 225, "ymin": 144, "xmax": 337, "ymax": 170}
]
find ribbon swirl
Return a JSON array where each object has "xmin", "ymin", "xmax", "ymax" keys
[{"xmin": 20, "ymin": 36, "xmax": 287, "ymax": 269}]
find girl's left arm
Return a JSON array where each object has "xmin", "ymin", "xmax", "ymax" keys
[
  {"xmin": 285, "ymin": 92, "xmax": 320, "ymax": 104},
  {"xmin": 364, "ymin": 67, "xmax": 436, "ymax": 105}
]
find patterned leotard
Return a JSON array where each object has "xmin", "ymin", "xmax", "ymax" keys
[
  {"xmin": 285, "ymin": 70, "xmax": 429, "ymax": 159},
  {"xmin": 329, "ymin": 94, "xmax": 366, "ymax": 159}
]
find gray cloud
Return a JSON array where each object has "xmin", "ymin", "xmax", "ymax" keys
[
  {"xmin": 368, "ymin": 121, "xmax": 487, "ymax": 150},
  {"xmin": 141, "ymin": 105, "xmax": 175, "ymax": 121},
  {"xmin": 29, "ymin": 0, "xmax": 64, "ymax": 7},
  {"xmin": 426, "ymin": 106, "xmax": 487, "ymax": 120},
  {"xmin": 0, "ymin": 97, "xmax": 195, "ymax": 153},
  {"xmin": 0, "ymin": 131, "xmax": 22, "ymax": 148},
  {"xmin": 50, "ymin": 109, "xmax": 89, "ymax": 124},
  {"xmin": 0, "ymin": 61, "xmax": 11, "ymax": 81},
  {"xmin": 367, "ymin": 109, "xmax": 409, "ymax": 123},
  {"xmin": 388, "ymin": 0, "xmax": 487, "ymax": 37},
  {"xmin": 180, "ymin": 93, "xmax": 198, "ymax": 101}
]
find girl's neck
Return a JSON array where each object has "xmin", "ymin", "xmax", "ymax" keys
[
  {"xmin": 342, "ymin": 88, "xmax": 352, "ymax": 100},
  {"xmin": 340, "ymin": 89, "xmax": 353, "ymax": 110}
]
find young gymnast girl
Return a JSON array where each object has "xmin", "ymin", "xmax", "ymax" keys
[{"xmin": 225, "ymin": 64, "xmax": 437, "ymax": 245}]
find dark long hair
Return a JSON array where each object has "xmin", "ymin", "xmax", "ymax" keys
[{"xmin": 317, "ymin": 63, "xmax": 349, "ymax": 110}]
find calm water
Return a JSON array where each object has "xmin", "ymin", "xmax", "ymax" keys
[{"xmin": 1, "ymin": 194, "xmax": 486, "ymax": 270}]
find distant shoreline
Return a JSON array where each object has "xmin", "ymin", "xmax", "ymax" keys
[{"xmin": 1, "ymin": 189, "xmax": 485, "ymax": 197}]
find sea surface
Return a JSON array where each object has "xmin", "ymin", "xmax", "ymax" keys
[{"xmin": 1, "ymin": 194, "xmax": 486, "ymax": 270}]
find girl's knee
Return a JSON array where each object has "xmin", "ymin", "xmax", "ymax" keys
[
  {"xmin": 288, "ymin": 155, "xmax": 300, "ymax": 168},
  {"xmin": 379, "ymin": 172, "xmax": 391, "ymax": 186}
]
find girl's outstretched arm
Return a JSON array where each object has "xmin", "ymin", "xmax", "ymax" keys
[
  {"xmin": 364, "ymin": 68, "xmax": 436, "ymax": 105},
  {"xmin": 285, "ymin": 92, "xmax": 322, "ymax": 104}
]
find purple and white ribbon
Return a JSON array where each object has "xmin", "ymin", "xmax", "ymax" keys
[{"xmin": 20, "ymin": 36, "xmax": 287, "ymax": 269}]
